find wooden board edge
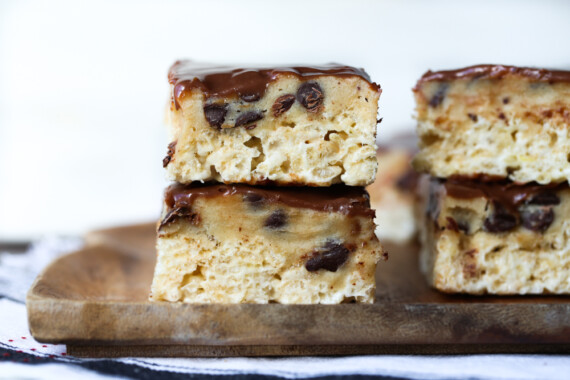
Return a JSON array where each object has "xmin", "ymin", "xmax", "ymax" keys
[
  {"xmin": 67, "ymin": 344, "xmax": 570, "ymax": 358},
  {"xmin": 27, "ymin": 299, "xmax": 570, "ymax": 346}
]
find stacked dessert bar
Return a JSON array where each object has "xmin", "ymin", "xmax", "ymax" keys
[
  {"xmin": 413, "ymin": 64, "xmax": 570, "ymax": 294},
  {"xmin": 150, "ymin": 61, "xmax": 385, "ymax": 304}
]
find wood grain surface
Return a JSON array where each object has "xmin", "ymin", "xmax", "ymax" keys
[{"xmin": 27, "ymin": 223, "xmax": 570, "ymax": 356}]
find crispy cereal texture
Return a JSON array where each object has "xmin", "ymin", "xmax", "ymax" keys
[
  {"xmin": 150, "ymin": 189, "xmax": 384, "ymax": 304},
  {"xmin": 164, "ymin": 75, "xmax": 380, "ymax": 186},
  {"xmin": 413, "ymin": 68, "xmax": 570, "ymax": 184}
]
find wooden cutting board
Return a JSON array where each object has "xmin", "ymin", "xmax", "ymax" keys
[{"xmin": 27, "ymin": 223, "xmax": 570, "ymax": 357}]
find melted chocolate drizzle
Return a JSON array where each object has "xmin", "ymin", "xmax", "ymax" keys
[
  {"xmin": 168, "ymin": 60, "xmax": 380, "ymax": 109},
  {"xmin": 163, "ymin": 183, "xmax": 375, "ymax": 218},
  {"xmin": 415, "ymin": 64, "xmax": 570, "ymax": 90},
  {"xmin": 443, "ymin": 177, "xmax": 567, "ymax": 212}
]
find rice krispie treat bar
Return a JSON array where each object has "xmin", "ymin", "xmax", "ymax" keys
[
  {"xmin": 163, "ymin": 60, "xmax": 381, "ymax": 186},
  {"xmin": 150, "ymin": 183, "xmax": 385, "ymax": 304},
  {"xmin": 413, "ymin": 64, "xmax": 570, "ymax": 184},
  {"xmin": 412, "ymin": 64, "xmax": 570, "ymax": 295},
  {"xmin": 416, "ymin": 175, "xmax": 570, "ymax": 294}
]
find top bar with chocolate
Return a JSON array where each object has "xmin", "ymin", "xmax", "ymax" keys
[
  {"xmin": 163, "ymin": 60, "xmax": 381, "ymax": 187},
  {"xmin": 412, "ymin": 64, "xmax": 570, "ymax": 184}
]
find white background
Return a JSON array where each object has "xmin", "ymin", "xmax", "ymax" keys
[{"xmin": 0, "ymin": 0, "xmax": 569, "ymax": 240}]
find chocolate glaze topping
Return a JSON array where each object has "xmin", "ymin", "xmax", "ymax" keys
[
  {"xmin": 164, "ymin": 182, "xmax": 375, "ymax": 218},
  {"xmin": 415, "ymin": 64, "xmax": 570, "ymax": 89},
  {"xmin": 169, "ymin": 60, "xmax": 380, "ymax": 109},
  {"xmin": 444, "ymin": 177, "xmax": 568, "ymax": 212}
]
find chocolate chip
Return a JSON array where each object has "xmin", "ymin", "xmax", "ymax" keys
[
  {"xmin": 503, "ymin": 97, "xmax": 510, "ymax": 104},
  {"xmin": 498, "ymin": 112, "xmax": 506, "ymax": 120},
  {"xmin": 305, "ymin": 240, "xmax": 351, "ymax": 272},
  {"xmin": 244, "ymin": 193, "xmax": 264, "ymax": 207},
  {"xmin": 445, "ymin": 216, "xmax": 469, "ymax": 234},
  {"xmin": 204, "ymin": 103, "xmax": 228, "ymax": 128},
  {"xmin": 527, "ymin": 191, "xmax": 560, "ymax": 206},
  {"xmin": 239, "ymin": 93, "xmax": 261, "ymax": 102},
  {"xmin": 457, "ymin": 221, "xmax": 470, "ymax": 234},
  {"xmin": 235, "ymin": 111, "xmax": 264, "ymax": 127},
  {"xmin": 428, "ymin": 83, "xmax": 448, "ymax": 108},
  {"xmin": 483, "ymin": 202, "xmax": 517, "ymax": 232},
  {"xmin": 446, "ymin": 217, "xmax": 459, "ymax": 232},
  {"xmin": 467, "ymin": 113, "xmax": 478, "ymax": 122},
  {"xmin": 297, "ymin": 82, "xmax": 324, "ymax": 113},
  {"xmin": 272, "ymin": 94, "xmax": 296, "ymax": 117},
  {"xmin": 159, "ymin": 206, "xmax": 200, "ymax": 229},
  {"xmin": 162, "ymin": 141, "xmax": 177, "ymax": 168},
  {"xmin": 521, "ymin": 208, "xmax": 554, "ymax": 232},
  {"xmin": 264, "ymin": 209, "xmax": 287, "ymax": 229}
]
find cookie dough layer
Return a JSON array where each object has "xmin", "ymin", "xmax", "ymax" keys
[
  {"xmin": 150, "ymin": 183, "xmax": 385, "ymax": 304},
  {"xmin": 163, "ymin": 61, "xmax": 381, "ymax": 186},
  {"xmin": 413, "ymin": 65, "xmax": 570, "ymax": 184},
  {"xmin": 417, "ymin": 175, "xmax": 570, "ymax": 294}
]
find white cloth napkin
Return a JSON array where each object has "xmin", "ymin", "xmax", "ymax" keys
[{"xmin": 1, "ymin": 237, "xmax": 569, "ymax": 379}]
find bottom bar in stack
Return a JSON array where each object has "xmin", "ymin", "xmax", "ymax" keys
[
  {"xmin": 417, "ymin": 175, "xmax": 570, "ymax": 295},
  {"xmin": 150, "ymin": 183, "xmax": 385, "ymax": 304}
]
